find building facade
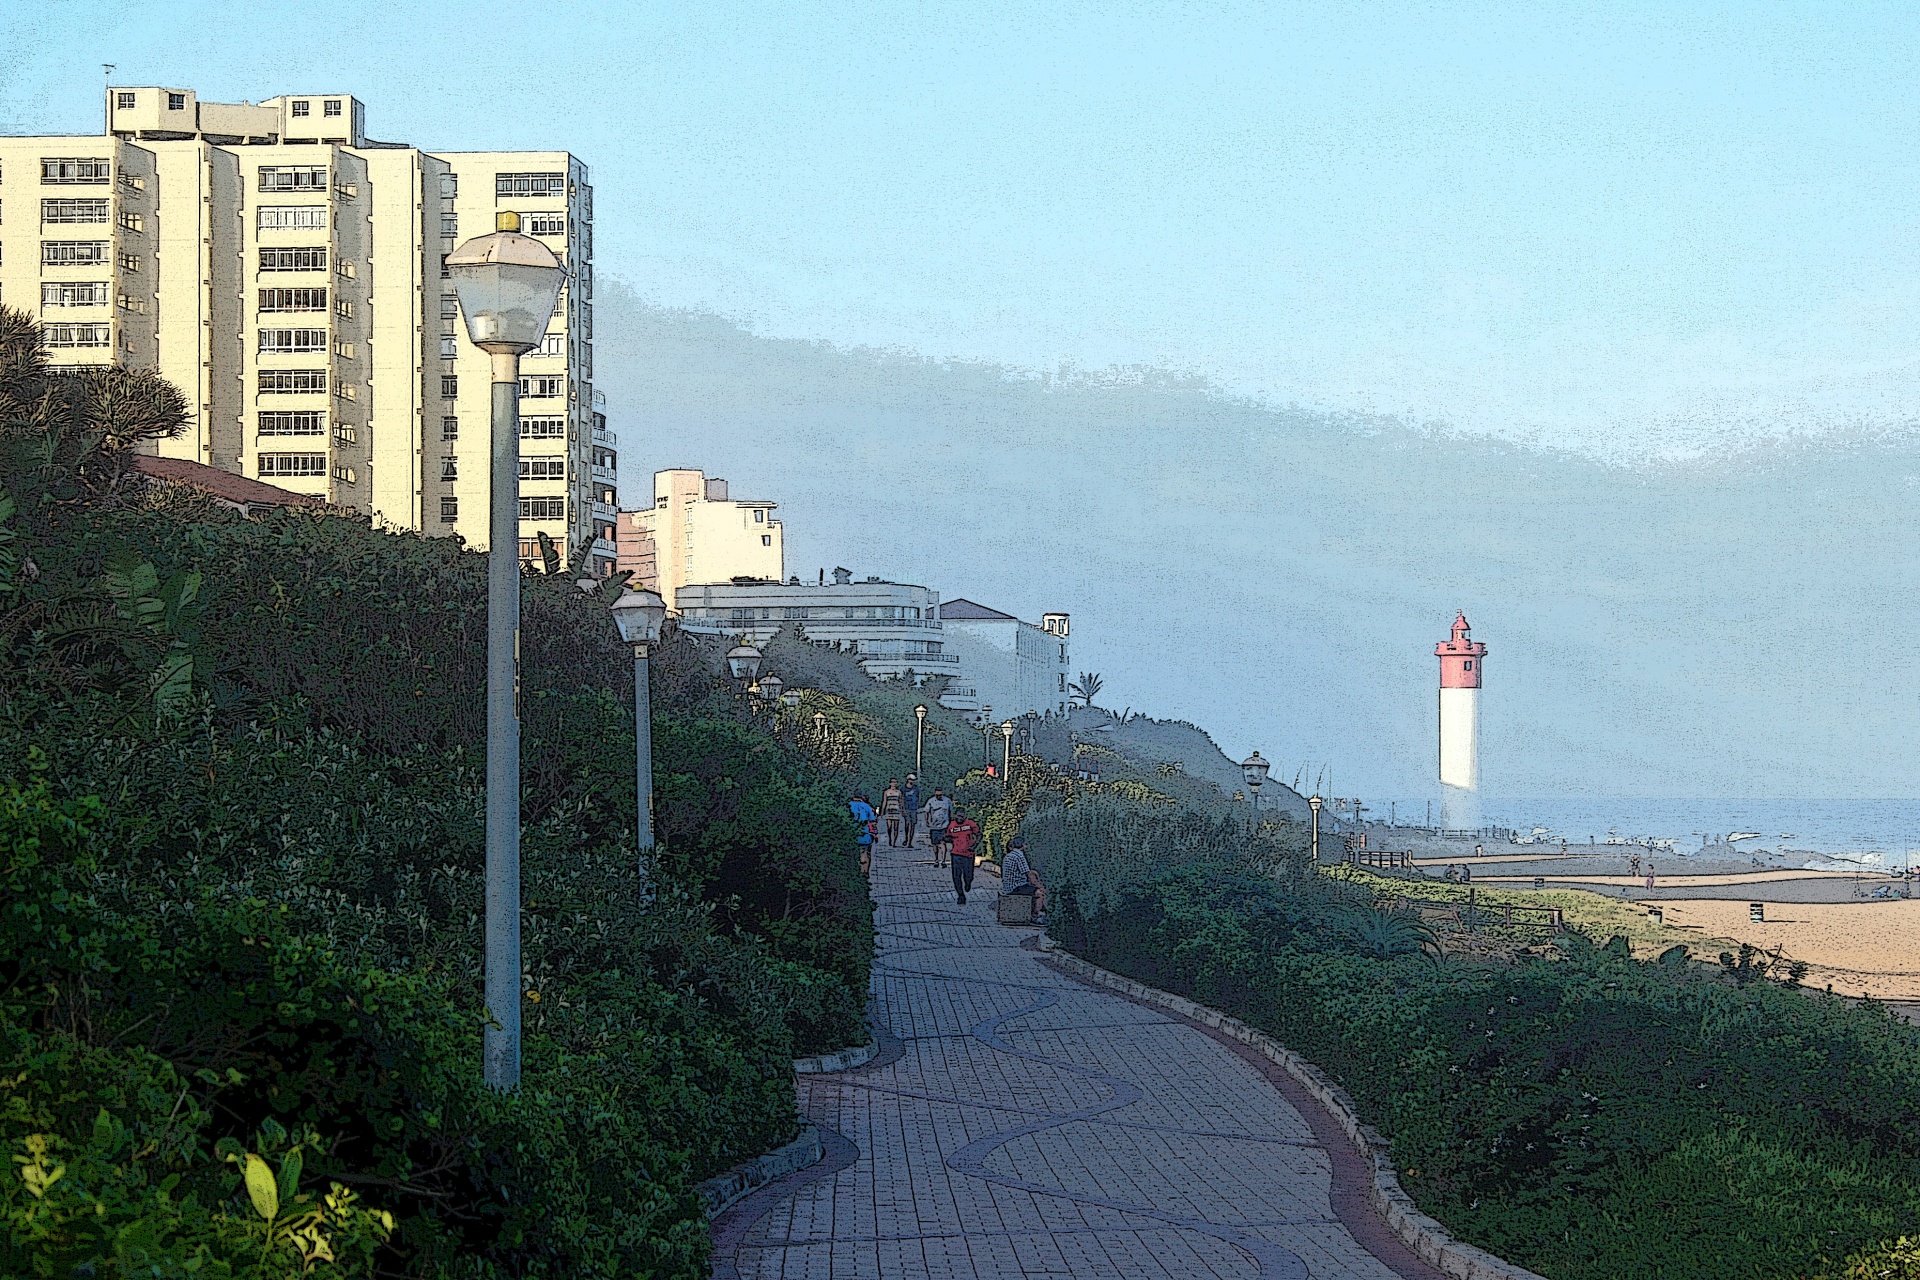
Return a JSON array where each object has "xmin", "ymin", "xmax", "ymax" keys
[
  {"xmin": 616, "ymin": 469, "xmax": 783, "ymax": 610},
  {"xmin": 0, "ymin": 87, "xmax": 611, "ymax": 571},
  {"xmin": 674, "ymin": 569, "xmax": 952, "ymax": 683},
  {"xmin": 935, "ymin": 599, "xmax": 1072, "ymax": 718}
]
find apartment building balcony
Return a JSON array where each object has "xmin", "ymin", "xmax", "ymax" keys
[{"xmin": 592, "ymin": 425, "xmax": 617, "ymax": 448}]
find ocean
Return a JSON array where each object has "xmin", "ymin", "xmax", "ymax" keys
[{"xmin": 1376, "ymin": 797, "xmax": 1920, "ymax": 871}]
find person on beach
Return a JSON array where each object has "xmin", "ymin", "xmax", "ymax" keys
[
  {"xmin": 922, "ymin": 788, "xmax": 953, "ymax": 866},
  {"xmin": 999, "ymin": 835, "xmax": 1046, "ymax": 924},
  {"xmin": 902, "ymin": 775, "xmax": 920, "ymax": 846},
  {"xmin": 880, "ymin": 779, "xmax": 904, "ymax": 847},
  {"xmin": 948, "ymin": 806, "xmax": 981, "ymax": 904},
  {"xmin": 849, "ymin": 793, "xmax": 877, "ymax": 876}
]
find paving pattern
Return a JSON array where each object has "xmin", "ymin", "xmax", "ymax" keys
[{"xmin": 715, "ymin": 836, "xmax": 1442, "ymax": 1278}]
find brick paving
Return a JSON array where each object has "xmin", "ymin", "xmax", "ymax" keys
[{"xmin": 717, "ymin": 836, "xmax": 1445, "ymax": 1279}]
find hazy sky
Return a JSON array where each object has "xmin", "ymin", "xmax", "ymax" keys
[
  {"xmin": 10, "ymin": 1, "xmax": 1920, "ymax": 457},
  {"xmin": 6, "ymin": 2, "xmax": 1918, "ymax": 795}
]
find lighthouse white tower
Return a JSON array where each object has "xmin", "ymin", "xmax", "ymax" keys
[{"xmin": 1435, "ymin": 612, "xmax": 1486, "ymax": 831}]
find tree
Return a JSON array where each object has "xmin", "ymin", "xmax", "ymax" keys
[{"xmin": 1067, "ymin": 671, "xmax": 1104, "ymax": 707}]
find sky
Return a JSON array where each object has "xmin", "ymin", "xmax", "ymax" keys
[{"xmin": 5, "ymin": 1, "xmax": 1919, "ymax": 795}]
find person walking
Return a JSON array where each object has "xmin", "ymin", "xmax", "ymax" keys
[
  {"xmin": 880, "ymin": 779, "xmax": 904, "ymax": 847},
  {"xmin": 922, "ymin": 787, "xmax": 953, "ymax": 867},
  {"xmin": 849, "ymin": 793, "xmax": 877, "ymax": 876},
  {"xmin": 999, "ymin": 835, "xmax": 1046, "ymax": 924},
  {"xmin": 948, "ymin": 806, "xmax": 981, "ymax": 904},
  {"xmin": 902, "ymin": 775, "xmax": 920, "ymax": 847}
]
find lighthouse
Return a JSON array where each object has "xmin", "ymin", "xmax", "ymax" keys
[{"xmin": 1435, "ymin": 612, "xmax": 1486, "ymax": 831}]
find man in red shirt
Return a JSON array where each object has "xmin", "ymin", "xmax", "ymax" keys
[{"xmin": 947, "ymin": 806, "xmax": 982, "ymax": 904}]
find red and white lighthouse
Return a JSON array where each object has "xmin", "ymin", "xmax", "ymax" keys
[{"xmin": 1435, "ymin": 612, "xmax": 1486, "ymax": 830}]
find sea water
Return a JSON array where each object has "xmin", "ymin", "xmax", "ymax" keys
[{"xmin": 1377, "ymin": 797, "xmax": 1920, "ymax": 871}]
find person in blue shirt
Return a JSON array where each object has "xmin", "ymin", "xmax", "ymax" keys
[
  {"xmin": 849, "ymin": 793, "xmax": 877, "ymax": 876},
  {"xmin": 901, "ymin": 775, "xmax": 921, "ymax": 847}
]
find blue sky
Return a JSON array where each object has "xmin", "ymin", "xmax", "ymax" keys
[
  {"xmin": 7, "ymin": 2, "xmax": 1918, "ymax": 794},
  {"xmin": 10, "ymin": 1, "xmax": 1920, "ymax": 457}
]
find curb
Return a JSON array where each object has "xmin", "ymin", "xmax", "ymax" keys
[
  {"xmin": 694, "ymin": 1122, "xmax": 824, "ymax": 1218},
  {"xmin": 1043, "ymin": 945, "xmax": 1550, "ymax": 1280},
  {"xmin": 793, "ymin": 1040, "xmax": 878, "ymax": 1074}
]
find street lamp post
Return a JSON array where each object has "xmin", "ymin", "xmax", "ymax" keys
[
  {"xmin": 1001, "ymin": 720, "xmax": 1014, "ymax": 783},
  {"xmin": 447, "ymin": 212, "xmax": 567, "ymax": 1093},
  {"xmin": 1240, "ymin": 750, "xmax": 1270, "ymax": 835},
  {"xmin": 914, "ymin": 704, "xmax": 927, "ymax": 777},
  {"xmin": 814, "ymin": 710, "xmax": 828, "ymax": 743},
  {"xmin": 756, "ymin": 672, "xmax": 783, "ymax": 721},
  {"xmin": 609, "ymin": 587, "xmax": 667, "ymax": 863},
  {"xmin": 1309, "ymin": 794, "xmax": 1323, "ymax": 864}
]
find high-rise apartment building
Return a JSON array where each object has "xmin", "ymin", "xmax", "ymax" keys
[
  {"xmin": 0, "ymin": 87, "xmax": 612, "ymax": 572},
  {"xmin": 615, "ymin": 469, "xmax": 783, "ymax": 610}
]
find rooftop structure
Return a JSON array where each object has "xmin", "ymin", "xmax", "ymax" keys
[
  {"xmin": 675, "ymin": 569, "xmax": 949, "ymax": 684},
  {"xmin": 616, "ymin": 469, "xmax": 782, "ymax": 610}
]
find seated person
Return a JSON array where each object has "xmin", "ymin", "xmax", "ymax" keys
[{"xmin": 997, "ymin": 836, "xmax": 1046, "ymax": 923}]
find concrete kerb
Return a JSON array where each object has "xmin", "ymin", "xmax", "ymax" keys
[
  {"xmin": 1039, "ymin": 939, "xmax": 1550, "ymax": 1280},
  {"xmin": 694, "ymin": 1123, "xmax": 824, "ymax": 1219},
  {"xmin": 793, "ymin": 1040, "xmax": 879, "ymax": 1074}
]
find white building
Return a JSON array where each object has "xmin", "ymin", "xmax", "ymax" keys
[
  {"xmin": 936, "ymin": 599, "xmax": 1071, "ymax": 719},
  {"xmin": 675, "ymin": 568, "xmax": 954, "ymax": 683},
  {"xmin": 615, "ymin": 469, "xmax": 783, "ymax": 611}
]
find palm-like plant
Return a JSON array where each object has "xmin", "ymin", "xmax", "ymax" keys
[
  {"xmin": 1339, "ymin": 906, "xmax": 1436, "ymax": 959},
  {"xmin": 1067, "ymin": 671, "xmax": 1104, "ymax": 707}
]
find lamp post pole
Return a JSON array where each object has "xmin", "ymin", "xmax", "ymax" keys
[
  {"xmin": 1001, "ymin": 720, "xmax": 1013, "ymax": 784},
  {"xmin": 1240, "ymin": 750, "xmax": 1269, "ymax": 836},
  {"xmin": 915, "ymin": 704, "xmax": 927, "ymax": 777},
  {"xmin": 448, "ymin": 212, "xmax": 567, "ymax": 1093},
  {"xmin": 608, "ymin": 586, "xmax": 666, "ymax": 864},
  {"xmin": 1309, "ymin": 794, "xmax": 1323, "ymax": 864},
  {"xmin": 980, "ymin": 704, "xmax": 992, "ymax": 771}
]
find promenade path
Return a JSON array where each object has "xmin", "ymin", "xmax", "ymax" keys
[{"xmin": 712, "ymin": 836, "xmax": 1448, "ymax": 1279}]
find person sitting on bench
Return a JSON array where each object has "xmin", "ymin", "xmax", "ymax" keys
[{"xmin": 998, "ymin": 836, "xmax": 1046, "ymax": 925}]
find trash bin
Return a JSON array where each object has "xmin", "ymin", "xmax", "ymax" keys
[{"xmin": 1749, "ymin": 902, "xmax": 1765, "ymax": 923}]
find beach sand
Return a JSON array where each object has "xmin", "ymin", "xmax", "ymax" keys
[{"xmin": 1654, "ymin": 897, "xmax": 1920, "ymax": 1000}]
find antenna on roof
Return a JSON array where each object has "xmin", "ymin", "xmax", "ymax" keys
[{"xmin": 102, "ymin": 65, "xmax": 116, "ymax": 134}]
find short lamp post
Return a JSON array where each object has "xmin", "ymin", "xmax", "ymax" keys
[
  {"xmin": 914, "ymin": 704, "xmax": 928, "ymax": 777},
  {"xmin": 814, "ymin": 710, "xmax": 828, "ymax": 743},
  {"xmin": 609, "ymin": 587, "xmax": 667, "ymax": 862},
  {"xmin": 756, "ymin": 672, "xmax": 784, "ymax": 718},
  {"xmin": 447, "ymin": 211, "xmax": 567, "ymax": 1094},
  {"xmin": 1001, "ymin": 720, "xmax": 1014, "ymax": 783},
  {"xmin": 781, "ymin": 688, "xmax": 803, "ymax": 710},
  {"xmin": 1309, "ymin": 794, "xmax": 1323, "ymax": 864},
  {"xmin": 727, "ymin": 643, "xmax": 762, "ymax": 685},
  {"xmin": 1240, "ymin": 750, "xmax": 1270, "ymax": 834}
]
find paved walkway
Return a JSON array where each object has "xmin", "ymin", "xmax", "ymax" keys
[{"xmin": 713, "ymin": 836, "xmax": 1445, "ymax": 1279}]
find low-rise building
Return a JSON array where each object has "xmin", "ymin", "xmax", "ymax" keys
[
  {"xmin": 937, "ymin": 599, "xmax": 1071, "ymax": 718},
  {"xmin": 616, "ymin": 469, "xmax": 782, "ymax": 610},
  {"xmin": 675, "ymin": 568, "xmax": 952, "ymax": 683}
]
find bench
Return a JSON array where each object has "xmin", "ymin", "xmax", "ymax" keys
[{"xmin": 995, "ymin": 893, "xmax": 1034, "ymax": 925}]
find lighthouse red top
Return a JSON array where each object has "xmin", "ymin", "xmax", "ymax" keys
[{"xmin": 1435, "ymin": 612, "xmax": 1486, "ymax": 689}]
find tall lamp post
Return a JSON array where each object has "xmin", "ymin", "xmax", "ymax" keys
[
  {"xmin": 609, "ymin": 587, "xmax": 667, "ymax": 861},
  {"xmin": 447, "ymin": 212, "xmax": 567, "ymax": 1092},
  {"xmin": 1240, "ymin": 750, "xmax": 1270, "ymax": 834},
  {"xmin": 1001, "ymin": 720, "xmax": 1014, "ymax": 783},
  {"xmin": 914, "ymin": 704, "xmax": 928, "ymax": 777},
  {"xmin": 1309, "ymin": 794, "xmax": 1323, "ymax": 864}
]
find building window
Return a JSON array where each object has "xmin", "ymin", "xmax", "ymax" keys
[
  {"xmin": 40, "ymin": 241, "xmax": 108, "ymax": 266},
  {"xmin": 524, "ymin": 213, "xmax": 565, "ymax": 236},
  {"xmin": 440, "ymin": 295, "xmax": 458, "ymax": 318},
  {"xmin": 440, "ymin": 496, "xmax": 458, "ymax": 523},
  {"xmin": 1464, "ymin": 660, "xmax": 1473, "ymax": 671},
  {"xmin": 440, "ymin": 375, "xmax": 458, "ymax": 398},
  {"xmin": 519, "ymin": 458, "xmax": 566, "ymax": 481},
  {"xmin": 258, "ymin": 166, "xmax": 326, "ymax": 192},
  {"xmin": 117, "ymin": 252, "xmax": 140, "ymax": 272},
  {"xmin": 258, "ymin": 369, "xmax": 326, "ymax": 394},
  {"xmin": 440, "ymin": 213, "xmax": 458, "ymax": 237},
  {"xmin": 519, "ymin": 375, "xmax": 562, "ymax": 398},
  {"xmin": 518, "ymin": 496, "xmax": 566, "ymax": 520},
  {"xmin": 166, "ymin": 93, "xmax": 185, "ymax": 111},
  {"xmin": 258, "ymin": 287, "xmax": 327, "ymax": 312},
  {"xmin": 258, "ymin": 453, "xmax": 327, "ymax": 478},
  {"xmin": 439, "ymin": 253, "xmax": 449, "ymax": 279},
  {"xmin": 41, "ymin": 281, "xmax": 109, "ymax": 307},
  {"xmin": 536, "ymin": 333, "xmax": 565, "ymax": 357},
  {"xmin": 116, "ymin": 211, "xmax": 143, "ymax": 233},
  {"xmin": 331, "ymin": 464, "xmax": 355, "ymax": 483},
  {"xmin": 291, "ymin": 100, "xmax": 310, "ymax": 118},
  {"xmin": 258, "ymin": 410, "xmax": 325, "ymax": 436},
  {"xmin": 115, "ymin": 92, "xmax": 135, "ymax": 110},
  {"xmin": 440, "ymin": 457, "xmax": 458, "ymax": 481},
  {"xmin": 40, "ymin": 158, "xmax": 110, "ymax": 184},
  {"xmin": 259, "ymin": 246, "xmax": 327, "ymax": 272},
  {"xmin": 324, "ymin": 99, "xmax": 342, "ymax": 118},
  {"xmin": 41, "ymin": 198, "xmax": 109, "ymax": 224},
  {"xmin": 441, "ymin": 416, "xmax": 458, "ymax": 439},
  {"xmin": 332, "ymin": 422, "xmax": 356, "ymax": 444},
  {"xmin": 257, "ymin": 328, "xmax": 328, "ymax": 353},
  {"xmin": 439, "ymin": 335, "xmax": 457, "ymax": 358},
  {"xmin": 518, "ymin": 416, "xmax": 564, "ymax": 439},
  {"xmin": 334, "ymin": 299, "xmax": 354, "ymax": 319},
  {"xmin": 42, "ymin": 323, "xmax": 110, "ymax": 348},
  {"xmin": 761, "ymin": 534, "xmax": 772, "ymax": 547},
  {"xmin": 258, "ymin": 206, "xmax": 327, "ymax": 232},
  {"xmin": 440, "ymin": 173, "xmax": 458, "ymax": 198},
  {"xmin": 494, "ymin": 172, "xmax": 565, "ymax": 198}
]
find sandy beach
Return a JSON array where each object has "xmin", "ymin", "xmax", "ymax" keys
[{"xmin": 1653, "ymin": 897, "xmax": 1920, "ymax": 1000}]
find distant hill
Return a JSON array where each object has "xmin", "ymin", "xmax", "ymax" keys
[{"xmin": 1029, "ymin": 706, "xmax": 1311, "ymax": 821}]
